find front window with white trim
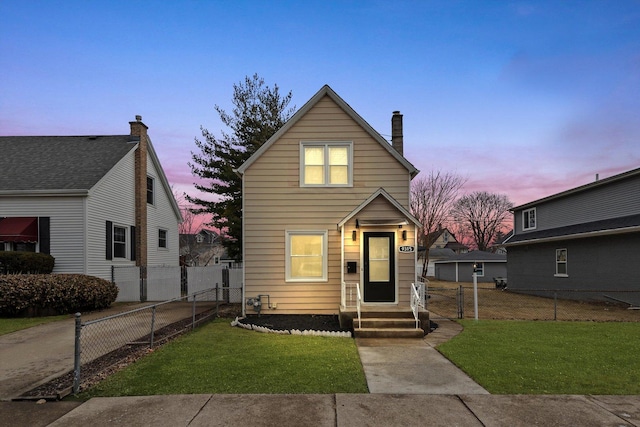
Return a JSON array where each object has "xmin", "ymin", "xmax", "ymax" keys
[
  {"xmin": 300, "ymin": 142, "xmax": 352, "ymax": 187},
  {"xmin": 523, "ymin": 208, "xmax": 536, "ymax": 231},
  {"xmin": 285, "ymin": 230, "xmax": 328, "ymax": 281},
  {"xmin": 555, "ymin": 249, "xmax": 568, "ymax": 276}
]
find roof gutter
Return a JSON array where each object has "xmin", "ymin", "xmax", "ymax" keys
[{"xmin": 505, "ymin": 225, "xmax": 640, "ymax": 246}]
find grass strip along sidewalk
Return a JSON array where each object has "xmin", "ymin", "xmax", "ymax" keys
[
  {"xmin": 437, "ymin": 320, "xmax": 640, "ymax": 395},
  {"xmin": 0, "ymin": 315, "xmax": 69, "ymax": 336},
  {"xmin": 79, "ymin": 318, "xmax": 368, "ymax": 398}
]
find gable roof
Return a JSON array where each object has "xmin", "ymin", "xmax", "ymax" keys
[
  {"xmin": 505, "ymin": 213, "xmax": 640, "ymax": 246},
  {"xmin": 236, "ymin": 85, "xmax": 419, "ymax": 177},
  {"xmin": 0, "ymin": 135, "xmax": 138, "ymax": 194},
  {"xmin": 511, "ymin": 167, "xmax": 640, "ymax": 211},
  {"xmin": 337, "ymin": 188, "xmax": 421, "ymax": 229}
]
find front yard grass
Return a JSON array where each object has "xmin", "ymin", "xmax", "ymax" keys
[
  {"xmin": 437, "ymin": 320, "xmax": 640, "ymax": 394},
  {"xmin": 0, "ymin": 314, "xmax": 69, "ymax": 336},
  {"xmin": 79, "ymin": 318, "xmax": 368, "ymax": 398}
]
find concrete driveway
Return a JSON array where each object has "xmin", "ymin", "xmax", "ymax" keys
[{"xmin": 0, "ymin": 302, "xmax": 214, "ymax": 400}]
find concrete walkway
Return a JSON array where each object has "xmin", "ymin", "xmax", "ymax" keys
[{"xmin": 356, "ymin": 316, "xmax": 488, "ymax": 394}]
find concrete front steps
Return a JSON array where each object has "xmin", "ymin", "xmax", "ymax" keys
[{"xmin": 352, "ymin": 310, "xmax": 426, "ymax": 338}]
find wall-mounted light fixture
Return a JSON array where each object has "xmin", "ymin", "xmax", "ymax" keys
[
  {"xmin": 352, "ymin": 230, "xmax": 357, "ymax": 241},
  {"xmin": 402, "ymin": 230, "xmax": 407, "ymax": 241}
]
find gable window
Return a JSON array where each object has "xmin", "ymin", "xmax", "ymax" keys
[
  {"xmin": 147, "ymin": 176, "xmax": 155, "ymax": 205},
  {"xmin": 113, "ymin": 225, "xmax": 128, "ymax": 259},
  {"xmin": 300, "ymin": 142, "xmax": 352, "ymax": 187},
  {"xmin": 158, "ymin": 229, "xmax": 167, "ymax": 249},
  {"xmin": 285, "ymin": 230, "xmax": 328, "ymax": 281},
  {"xmin": 523, "ymin": 208, "xmax": 536, "ymax": 231},
  {"xmin": 556, "ymin": 249, "xmax": 568, "ymax": 276}
]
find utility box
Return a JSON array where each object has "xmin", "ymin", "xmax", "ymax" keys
[{"xmin": 347, "ymin": 261, "xmax": 357, "ymax": 274}]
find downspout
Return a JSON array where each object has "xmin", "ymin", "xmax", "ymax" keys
[{"xmin": 233, "ymin": 167, "xmax": 246, "ymax": 318}]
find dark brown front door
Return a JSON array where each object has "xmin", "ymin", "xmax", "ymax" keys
[{"xmin": 363, "ymin": 232, "xmax": 395, "ymax": 302}]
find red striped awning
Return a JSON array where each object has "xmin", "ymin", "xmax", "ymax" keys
[{"xmin": 0, "ymin": 217, "xmax": 38, "ymax": 242}]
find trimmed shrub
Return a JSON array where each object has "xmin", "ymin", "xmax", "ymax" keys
[
  {"xmin": 0, "ymin": 251, "xmax": 55, "ymax": 274},
  {"xmin": 0, "ymin": 274, "xmax": 118, "ymax": 317}
]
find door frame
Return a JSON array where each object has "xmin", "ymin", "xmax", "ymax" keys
[{"xmin": 362, "ymin": 231, "xmax": 397, "ymax": 303}]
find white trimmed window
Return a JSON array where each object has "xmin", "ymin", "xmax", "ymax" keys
[
  {"xmin": 300, "ymin": 142, "xmax": 352, "ymax": 187},
  {"xmin": 158, "ymin": 229, "xmax": 168, "ymax": 249},
  {"xmin": 285, "ymin": 230, "xmax": 328, "ymax": 282},
  {"xmin": 147, "ymin": 176, "xmax": 155, "ymax": 205},
  {"xmin": 523, "ymin": 208, "xmax": 536, "ymax": 230},
  {"xmin": 113, "ymin": 225, "xmax": 128, "ymax": 259},
  {"xmin": 556, "ymin": 249, "xmax": 568, "ymax": 276}
]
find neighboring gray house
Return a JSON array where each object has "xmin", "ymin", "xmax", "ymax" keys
[
  {"xmin": 504, "ymin": 167, "xmax": 640, "ymax": 305},
  {"xmin": 0, "ymin": 116, "xmax": 182, "ymax": 281},
  {"xmin": 434, "ymin": 250, "xmax": 507, "ymax": 283}
]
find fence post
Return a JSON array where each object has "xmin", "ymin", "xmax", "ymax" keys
[
  {"xmin": 150, "ymin": 305, "xmax": 156, "ymax": 348},
  {"xmin": 554, "ymin": 292, "xmax": 558, "ymax": 321},
  {"xmin": 73, "ymin": 313, "xmax": 82, "ymax": 394},
  {"xmin": 457, "ymin": 285, "xmax": 464, "ymax": 319},
  {"xmin": 216, "ymin": 282, "xmax": 219, "ymax": 317},
  {"xmin": 192, "ymin": 292, "xmax": 196, "ymax": 330}
]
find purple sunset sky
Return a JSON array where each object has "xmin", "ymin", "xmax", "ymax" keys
[{"xmin": 1, "ymin": 1, "xmax": 639, "ymax": 216}]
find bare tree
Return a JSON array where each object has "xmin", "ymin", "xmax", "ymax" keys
[
  {"xmin": 174, "ymin": 190, "xmax": 206, "ymax": 265},
  {"xmin": 451, "ymin": 191, "xmax": 513, "ymax": 252},
  {"xmin": 410, "ymin": 171, "xmax": 467, "ymax": 278}
]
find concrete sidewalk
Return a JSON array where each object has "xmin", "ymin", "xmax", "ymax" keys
[{"xmin": 5, "ymin": 393, "xmax": 639, "ymax": 426}]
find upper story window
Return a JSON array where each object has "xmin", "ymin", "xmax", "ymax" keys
[
  {"xmin": 522, "ymin": 208, "xmax": 536, "ymax": 231},
  {"xmin": 147, "ymin": 176, "xmax": 155, "ymax": 205},
  {"xmin": 300, "ymin": 142, "xmax": 352, "ymax": 187}
]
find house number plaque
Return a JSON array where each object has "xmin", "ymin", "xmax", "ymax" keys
[{"xmin": 398, "ymin": 246, "xmax": 415, "ymax": 253}]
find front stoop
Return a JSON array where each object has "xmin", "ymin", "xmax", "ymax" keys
[{"xmin": 345, "ymin": 310, "xmax": 427, "ymax": 338}]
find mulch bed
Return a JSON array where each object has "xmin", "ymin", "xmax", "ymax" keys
[{"xmin": 238, "ymin": 314, "xmax": 351, "ymax": 333}]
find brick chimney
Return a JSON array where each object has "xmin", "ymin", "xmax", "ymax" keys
[
  {"xmin": 391, "ymin": 111, "xmax": 403, "ymax": 156},
  {"xmin": 129, "ymin": 115, "xmax": 148, "ymax": 268}
]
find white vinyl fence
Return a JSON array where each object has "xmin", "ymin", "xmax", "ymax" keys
[{"xmin": 113, "ymin": 265, "xmax": 243, "ymax": 302}]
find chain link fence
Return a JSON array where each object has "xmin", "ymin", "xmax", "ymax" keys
[
  {"xmin": 72, "ymin": 285, "xmax": 242, "ymax": 394},
  {"xmin": 427, "ymin": 283, "xmax": 640, "ymax": 322}
]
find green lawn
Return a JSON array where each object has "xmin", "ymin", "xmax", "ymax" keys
[
  {"xmin": 79, "ymin": 318, "xmax": 368, "ymax": 398},
  {"xmin": 0, "ymin": 315, "xmax": 69, "ymax": 336},
  {"xmin": 437, "ymin": 320, "xmax": 640, "ymax": 394}
]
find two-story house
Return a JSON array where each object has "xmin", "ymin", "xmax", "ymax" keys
[
  {"xmin": 0, "ymin": 116, "xmax": 182, "ymax": 281},
  {"xmin": 504, "ymin": 167, "xmax": 640, "ymax": 305},
  {"xmin": 236, "ymin": 85, "xmax": 427, "ymax": 335}
]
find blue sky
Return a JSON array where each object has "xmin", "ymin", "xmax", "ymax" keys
[{"xmin": 1, "ymin": 1, "xmax": 639, "ymax": 208}]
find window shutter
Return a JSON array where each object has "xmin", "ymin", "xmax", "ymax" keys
[
  {"xmin": 130, "ymin": 226, "xmax": 136, "ymax": 261},
  {"xmin": 106, "ymin": 221, "xmax": 113, "ymax": 260},
  {"xmin": 38, "ymin": 217, "xmax": 51, "ymax": 255}
]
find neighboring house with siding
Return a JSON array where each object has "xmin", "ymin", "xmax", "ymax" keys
[
  {"xmin": 0, "ymin": 116, "xmax": 181, "ymax": 281},
  {"xmin": 237, "ymin": 85, "xmax": 423, "ymax": 322},
  {"xmin": 434, "ymin": 250, "xmax": 507, "ymax": 283},
  {"xmin": 504, "ymin": 167, "xmax": 640, "ymax": 305}
]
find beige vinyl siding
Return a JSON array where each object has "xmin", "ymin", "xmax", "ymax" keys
[
  {"xmin": 243, "ymin": 95, "xmax": 414, "ymax": 314},
  {"xmin": 0, "ymin": 196, "xmax": 86, "ymax": 275}
]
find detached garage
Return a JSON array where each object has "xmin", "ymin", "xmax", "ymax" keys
[{"xmin": 435, "ymin": 250, "xmax": 507, "ymax": 283}]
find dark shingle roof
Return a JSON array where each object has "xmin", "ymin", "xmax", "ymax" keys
[
  {"xmin": 0, "ymin": 135, "xmax": 138, "ymax": 191},
  {"xmin": 506, "ymin": 214, "xmax": 640, "ymax": 244}
]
